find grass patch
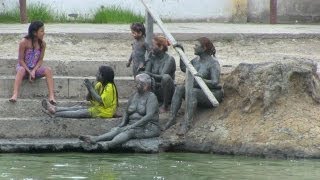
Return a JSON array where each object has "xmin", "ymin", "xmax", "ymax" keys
[
  {"xmin": 0, "ymin": 3, "xmax": 144, "ymax": 24},
  {"xmin": 27, "ymin": 3, "xmax": 54, "ymax": 23},
  {"xmin": 0, "ymin": 7, "xmax": 20, "ymax": 23},
  {"xmin": 92, "ymin": 6, "xmax": 144, "ymax": 24}
]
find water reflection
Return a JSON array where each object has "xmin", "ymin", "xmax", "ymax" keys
[{"xmin": 0, "ymin": 153, "xmax": 319, "ymax": 179}]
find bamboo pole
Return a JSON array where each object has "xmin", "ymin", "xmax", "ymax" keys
[
  {"xmin": 140, "ymin": 0, "xmax": 219, "ymax": 107},
  {"xmin": 145, "ymin": 10, "xmax": 154, "ymax": 47}
]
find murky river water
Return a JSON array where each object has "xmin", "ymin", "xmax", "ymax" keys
[{"xmin": 0, "ymin": 153, "xmax": 320, "ymax": 179}]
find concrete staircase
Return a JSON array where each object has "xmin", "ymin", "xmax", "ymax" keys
[{"xmin": 0, "ymin": 49, "xmax": 136, "ymax": 151}]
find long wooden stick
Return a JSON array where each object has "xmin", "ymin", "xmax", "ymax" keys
[{"xmin": 140, "ymin": 0, "xmax": 219, "ymax": 107}]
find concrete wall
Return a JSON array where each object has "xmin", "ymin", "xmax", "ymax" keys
[
  {"xmin": 1, "ymin": 0, "xmax": 319, "ymax": 23},
  {"xmin": 0, "ymin": 0, "xmax": 247, "ymax": 22},
  {"xmin": 248, "ymin": 0, "xmax": 320, "ymax": 23},
  {"xmin": 277, "ymin": 0, "xmax": 320, "ymax": 23},
  {"xmin": 247, "ymin": 0, "xmax": 270, "ymax": 23}
]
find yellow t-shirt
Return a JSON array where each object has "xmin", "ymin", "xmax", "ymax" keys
[{"xmin": 88, "ymin": 82, "xmax": 118, "ymax": 118}]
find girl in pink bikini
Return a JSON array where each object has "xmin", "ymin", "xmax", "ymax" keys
[{"xmin": 9, "ymin": 21, "xmax": 56, "ymax": 104}]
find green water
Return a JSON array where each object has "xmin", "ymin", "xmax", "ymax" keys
[{"xmin": 0, "ymin": 153, "xmax": 319, "ymax": 180}]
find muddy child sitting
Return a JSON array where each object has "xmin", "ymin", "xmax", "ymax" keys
[
  {"xmin": 9, "ymin": 21, "xmax": 56, "ymax": 104},
  {"xmin": 42, "ymin": 66, "xmax": 118, "ymax": 118},
  {"xmin": 126, "ymin": 22, "xmax": 150, "ymax": 77}
]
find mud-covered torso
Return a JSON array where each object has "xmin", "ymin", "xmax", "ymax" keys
[
  {"xmin": 148, "ymin": 53, "xmax": 176, "ymax": 81},
  {"xmin": 127, "ymin": 92, "xmax": 159, "ymax": 127},
  {"xmin": 191, "ymin": 56, "xmax": 221, "ymax": 89},
  {"xmin": 131, "ymin": 38, "xmax": 147, "ymax": 66}
]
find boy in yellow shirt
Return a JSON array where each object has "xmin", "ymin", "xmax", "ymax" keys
[{"xmin": 42, "ymin": 66, "xmax": 118, "ymax": 118}]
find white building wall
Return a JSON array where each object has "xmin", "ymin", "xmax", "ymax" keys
[{"xmin": 0, "ymin": 0, "xmax": 234, "ymax": 21}]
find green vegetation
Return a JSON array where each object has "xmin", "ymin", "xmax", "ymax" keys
[
  {"xmin": 92, "ymin": 6, "xmax": 144, "ymax": 24},
  {"xmin": 0, "ymin": 7, "xmax": 20, "ymax": 23},
  {"xmin": 0, "ymin": 3, "xmax": 144, "ymax": 23},
  {"xmin": 27, "ymin": 3, "xmax": 54, "ymax": 22}
]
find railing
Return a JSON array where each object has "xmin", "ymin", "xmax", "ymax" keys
[{"xmin": 140, "ymin": 0, "xmax": 219, "ymax": 107}]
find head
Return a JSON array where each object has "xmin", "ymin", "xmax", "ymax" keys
[
  {"xmin": 194, "ymin": 37, "xmax": 216, "ymax": 56},
  {"xmin": 27, "ymin": 21, "xmax": 45, "ymax": 40},
  {"xmin": 130, "ymin": 22, "xmax": 146, "ymax": 39},
  {"xmin": 135, "ymin": 73, "xmax": 152, "ymax": 94},
  {"xmin": 96, "ymin": 65, "xmax": 115, "ymax": 85},
  {"xmin": 152, "ymin": 35, "xmax": 170, "ymax": 56}
]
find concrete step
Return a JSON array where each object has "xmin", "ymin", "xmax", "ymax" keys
[
  {"xmin": 0, "ymin": 138, "xmax": 81, "ymax": 153},
  {"xmin": 0, "ymin": 98, "xmax": 128, "ymax": 118},
  {"xmin": 0, "ymin": 117, "xmax": 121, "ymax": 139},
  {"xmin": 0, "ymin": 58, "xmax": 133, "ymax": 76},
  {"xmin": 0, "ymin": 137, "xmax": 160, "ymax": 153},
  {"xmin": 0, "ymin": 113, "xmax": 169, "ymax": 139},
  {"xmin": 0, "ymin": 75, "xmax": 135, "ymax": 99}
]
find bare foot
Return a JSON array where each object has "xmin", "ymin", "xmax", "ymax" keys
[
  {"xmin": 42, "ymin": 108, "xmax": 54, "ymax": 118},
  {"xmin": 49, "ymin": 96, "xmax": 57, "ymax": 105},
  {"xmin": 49, "ymin": 100, "xmax": 57, "ymax": 105},
  {"xmin": 97, "ymin": 142, "xmax": 109, "ymax": 151},
  {"xmin": 9, "ymin": 95, "xmax": 17, "ymax": 103},
  {"xmin": 41, "ymin": 99, "xmax": 56, "ymax": 113},
  {"xmin": 9, "ymin": 98, "xmax": 17, "ymax": 103},
  {"xmin": 79, "ymin": 135, "xmax": 97, "ymax": 144}
]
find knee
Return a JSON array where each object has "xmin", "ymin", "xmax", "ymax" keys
[
  {"xmin": 44, "ymin": 67, "xmax": 53, "ymax": 76},
  {"xmin": 16, "ymin": 67, "xmax": 26, "ymax": 75}
]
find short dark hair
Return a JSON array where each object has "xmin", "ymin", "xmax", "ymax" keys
[{"xmin": 130, "ymin": 22, "xmax": 146, "ymax": 36}]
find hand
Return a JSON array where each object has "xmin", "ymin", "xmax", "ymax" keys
[
  {"xmin": 83, "ymin": 79, "xmax": 93, "ymax": 89},
  {"xmin": 29, "ymin": 70, "xmax": 35, "ymax": 83},
  {"xmin": 137, "ymin": 64, "xmax": 145, "ymax": 72},
  {"xmin": 173, "ymin": 43, "xmax": 184, "ymax": 52},
  {"xmin": 126, "ymin": 61, "xmax": 131, "ymax": 67},
  {"xmin": 194, "ymin": 73, "xmax": 203, "ymax": 78}
]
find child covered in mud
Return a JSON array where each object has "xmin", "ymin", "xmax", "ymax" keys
[
  {"xmin": 126, "ymin": 22, "xmax": 150, "ymax": 77},
  {"xmin": 42, "ymin": 65, "xmax": 119, "ymax": 119},
  {"xmin": 9, "ymin": 21, "xmax": 56, "ymax": 104}
]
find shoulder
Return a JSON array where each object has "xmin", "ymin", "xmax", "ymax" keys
[
  {"xmin": 191, "ymin": 57, "xmax": 199, "ymax": 64},
  {"xmin": 211, "ymin": 56, "xmax": 220, "ymax": 66},
  {"xmin": 105, "ymin": 83, "xmax": 115, "ymax": 91},
  {"xmin": 165, "ymin": 53, "xmax": 175, "ymax": 61},
  {"xmin": 19, "ymin": 38, "xmax": 29, "ymax": 46},
  {"xmin": 147, "ymin": 92, "xmax": 158, "ymax": 102}
]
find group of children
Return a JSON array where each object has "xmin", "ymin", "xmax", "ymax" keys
[{"xmin": 9, "ymin": 21, "xmax": 151, "ymax": 119}]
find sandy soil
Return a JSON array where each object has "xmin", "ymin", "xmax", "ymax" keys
[{"xmin": 1, "ymin": 35, "xmax": 319, "ymax": 65}]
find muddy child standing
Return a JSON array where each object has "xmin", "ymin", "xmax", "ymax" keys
[
  {"xmin": 126, "ymin": 22, "xmax": 150, "ymax": 77},
  {"xmin": 9, "ymin": 21, "xmax": 56, "ymax": 104}
]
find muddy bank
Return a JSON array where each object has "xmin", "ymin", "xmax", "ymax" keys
[
  {"xmin": 2, "ymin": 60, "xmax": 320, "ymax": 158},
  {"xmin": 161, "ymin": 59, "xmax": 320, "ymax": 158}
]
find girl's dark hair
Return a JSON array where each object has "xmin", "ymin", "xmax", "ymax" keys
[
  {"xmin": 197, "ymin": 37, "xmax": 216, "ymax": 56},
  {"xmin": 99, "ymin": 65, "xmax": 119, "ymax": 106},
  {"xmin": 25, "ymin": 21, "xmax": 44, "ymax": 51},
  {"xmin": 130, "ymin": 22, "xmax": 146, "ymax": 37}
]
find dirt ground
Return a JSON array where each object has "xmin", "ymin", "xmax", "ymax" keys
[{"xmin": 1, "ymin": 35, "xmax": 319, "ymax": 65}]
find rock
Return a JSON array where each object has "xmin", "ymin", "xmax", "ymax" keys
[{"xmin": 161, "ymin": 59, "xmax": 320, "ymax": 158}]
